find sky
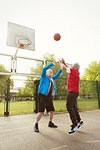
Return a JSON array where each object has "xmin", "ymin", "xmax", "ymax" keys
[{"xmin": 0, "ymin": 0, "xmax": 100, "ymax": 80}]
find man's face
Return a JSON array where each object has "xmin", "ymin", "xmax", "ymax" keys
[{"xmin": 46, "ymin": 69, "xmax": 53, "ymax": 77}]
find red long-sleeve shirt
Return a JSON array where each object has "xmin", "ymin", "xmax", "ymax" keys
[{"xmin": 67, "ymin": 68, "xmax": 80, "ymax": 93}]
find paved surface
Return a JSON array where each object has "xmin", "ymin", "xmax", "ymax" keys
[{"xmin": 0, "ymin": 110, "xmax": 100, "ymax": 150}]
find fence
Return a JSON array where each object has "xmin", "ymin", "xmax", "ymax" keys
[{"xmin": 0, "ymin": 77, "xmax": 100, "ymax": 116}]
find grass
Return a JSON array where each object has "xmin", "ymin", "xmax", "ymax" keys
[
  {"xmin": 0, "ymin": 98, "xmax": 99, "ymax": 116},
  {"xmin": 54, "ymin": 98, "xmax": 99, "ymax": 112},
  {"xmin": 0, "ymin": 102, "xmax": 4, "ymax": 116},
  {"xmin": 77, "ymin": 98, "xmax": 98, "ymax": 110},
  {"xmin": 54, "ymin": 100, "xmax": 67, "ymax": 112},
  {"xmin": 9, "ymin": 101, "xmax": 35, "ymax": 115},
  {"xmin": 0, "ymin": 101, "xmax": 35, "ymax": 116}
]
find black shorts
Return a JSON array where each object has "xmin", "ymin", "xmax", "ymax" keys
[{"xmin": 38, "ymin": 93, "xmax": 55, "ymax": 112}]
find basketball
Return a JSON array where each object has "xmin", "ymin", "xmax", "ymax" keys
[{"xmin": 54, "ymin": 33, "xmax": 61, "ymax": 41}]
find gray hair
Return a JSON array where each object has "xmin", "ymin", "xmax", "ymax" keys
[
  {"xmin": 46, "ymin": 69, "xmax": 52, "ymax": 73},
  {"xmin": 72, "ymin": 63, "xmax": 80, "ymax": 70}
]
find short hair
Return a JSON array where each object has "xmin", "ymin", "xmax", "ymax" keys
[
  {"xmin": 72, "ymin": 63, "xmax": 80, "ymax": 70},
  {"xmin": 46, "ymin": 69, "xmax": 53, "ymax": 75}
]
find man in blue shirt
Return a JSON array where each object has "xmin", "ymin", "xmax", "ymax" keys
[{"xmin": 34, "ymin": 61, "xmax": 62, "ymax": 132}]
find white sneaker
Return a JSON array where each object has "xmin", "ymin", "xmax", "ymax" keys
[
  {"xmin": 78, "ymin": 120, "xmax": 83, "ymax": 128},
  {"xmin": 69, "ymin": 125, "xmax": 79, "ymax": 134}
]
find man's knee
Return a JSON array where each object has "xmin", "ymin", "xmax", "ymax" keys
[
  {"xmin": 38, "ymin": 112, "xmax": 43, "ymax": 116},
  {"xmin": 67, "ymin": 104, "xmax": 72, "ymax": 112}
]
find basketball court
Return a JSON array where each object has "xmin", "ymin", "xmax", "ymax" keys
[
  {"xmin": 0, "ymin": 22, "xmax": 100, "ymax": 150},
  {"xmin": 0, "ymin": 110, "xmax": 100, "ymax": 150}
]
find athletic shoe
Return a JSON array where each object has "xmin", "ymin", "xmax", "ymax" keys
[
  {"xmin": 69, "ymin": 124, "xmax": 79, "ymax": 134},
  {"xmin": 48, "ymin": 121, "xmax": 58, "ymax": 128},
  {"xmin": 34, "ymin": 123, "xmax": 39, "ymax": 132},
  {"xmin": 78, "ymin": 120, "xmax": 83, "ymax": 128}
]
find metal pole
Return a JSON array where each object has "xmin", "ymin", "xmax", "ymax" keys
[
  {"xmin": 34, "ymin": 80, "xmax": 40, "ymax": 113},
  {"xmin": 96, "ymin": 80, "xmax": 100, "ymax": 109},
  {"xmin": 4, "ymin": 78, "xmax": 10, "ymax": 116}
]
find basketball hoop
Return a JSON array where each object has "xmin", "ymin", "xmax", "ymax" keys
[{"xmin": 18, "ymin": 39, "xmax": 31, "ymax": 49}]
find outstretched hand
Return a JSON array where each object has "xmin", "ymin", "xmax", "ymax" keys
[
  {"xmin": 52, "ymin": 61, "xmax": 56, "ymax": 66},
  {"xmin": 59, "ymin": 62, "xmax": 66, "ymax": 70},
  {"xmin": 60, "ymin": 58, "xmax": 68, "ymax": 68},
  {"xmin": 60, "ymin": 58, "xmax": 66, "ymax": 64}
]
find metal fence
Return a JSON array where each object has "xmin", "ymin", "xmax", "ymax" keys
[
  {"xmin": 0, "ymin": 54, "xmax": 99, "ymax": 116},
  {"xmin": 0, "ymin": 78, "xmax": 100, "ymax": 116}
]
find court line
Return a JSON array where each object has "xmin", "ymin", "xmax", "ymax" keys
[
  {"xmin": 50, "ymin": 145, "xmax": 67, "ymax": 150},
  {"xmin": 86, "ymin": 140, "xmax": 100, "ymax": 143},
  {"xmin": 0, "ymin": 126, "xmax": 32, "ymax": 133}
]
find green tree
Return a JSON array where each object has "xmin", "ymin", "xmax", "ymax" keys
[
  {"xmin": 30, "ymin": 53, "xmax": 56, "ymax": 76},
  {"xmin": 0, "ymin": 64, "xmax": 14, "ymax": 95},
  {"xmin": 79, "ymin": 80, "xmax": 97, "ymax": 96},
  {"xmin": 81, "ymin": 61, "xmax": 100, "ymax": 81},
  {"xmin": 17, "ymin": 53, "xmax": 68, "ymax": 96},
  {"xmin": 80, "ymin": 61, "xmax": 100, "ymax": 97},
  {"xmin": 44, "ymin": 53, "xmax": 68, "ymax": 96}
]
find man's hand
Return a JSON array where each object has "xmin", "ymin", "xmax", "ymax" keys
[
  {"xmin": 60, "ymin": 58, "xmax": 68, "ymax": 67},
  {"xmin": 60, "ymin": 62, "xmax": 67, "ymax": 70},
  {"xmin": 52, "ymin": 61, "xmax": 56, "ymax": 66},
  {"xmin": 63, "ymin": 65, "xmax": 67, "ymax": 71},
  {"xmin": 60, "ymin": 58, "xmax": 65, "ymax": 64}
]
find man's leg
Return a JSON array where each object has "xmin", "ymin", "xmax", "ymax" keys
[
  {"xmin": 34, "ymin": 112, "xmax": 43, "ymax": 132},
  {"xmin": 46, "ymin": 95, "xmax": 57, "ymax": 128},
  {"xmin": 74, "ymin": 102, "xmax": 81, "ymax": 123},
  {"xmin": 34, "ymin": 94, "xmax": 45, "ymax": 132},
  {"xmin": 36, "ymin": 112, "xmax": 43, "ymax": 123},
  {"xmin": 48, "ymin": 111, "xmax": 58, "ymax": 128},
  {"xmin": 49, "ymin": 111, "xmax": 54, "ymax": 121},
  {"xmin": 67, "ymin": 92, "xmax": 78, "ymax": 126},
  {"xmin": 73, "ymin": 99, "xmax": 83, "ymax": 128}
]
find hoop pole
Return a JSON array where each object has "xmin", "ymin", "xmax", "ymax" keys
[
  {"xmin": 43, "ymin": 59, "xmax": 47, "ymax": 68},
  {"xmin": 13, "ymin": 48, "xmax": 19, "ymax": 60}
]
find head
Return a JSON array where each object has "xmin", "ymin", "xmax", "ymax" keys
[
  {"xmin": 46, "ymin": 69, "xmax": 53, "ymax": 78},
  {"xmin": 71, "ymin": 63, "xmax": 80, "ymax": 70}
]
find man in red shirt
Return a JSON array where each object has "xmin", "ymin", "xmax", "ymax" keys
[{"xmin": 61, "ymin": 59, "xmax": 83, "ymax": 134}]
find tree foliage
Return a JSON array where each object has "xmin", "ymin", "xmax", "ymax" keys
[
  {"xmin": 17, "ymin": 53, "xmax": 67, "ymax": 96},
  {"xmin": 0, "ymin": 64, "xmax": 14, "ymax": 94},
  {"xmin": 81, "ymin": 61, "xmax": 100, "ymax": 81},
  {"xmin": 16, "ymin": 57, "xmax": 100, "ymax": 98},
  {"xmin": 80, "ymin": 61, "xmax": 100, "ymax": 96}
]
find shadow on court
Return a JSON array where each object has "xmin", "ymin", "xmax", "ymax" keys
[{"xmin": 0, "ymin": 110, "xmax": 100, "ymax": 150}]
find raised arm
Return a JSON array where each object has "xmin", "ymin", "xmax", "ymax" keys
[
  {"xmin": 41, "ymin": 61, "xmax": 56, "ymax": 77},
  {"xmin": 52, "ymin": 69, "xmax": 62, "ymax": 80},
  {"xmin": 59, "ymin": 58, "xmax": 68, "ymax": 71},
  {"xmin": 60, "ymin": 58, "xmax": 71, "ymax": 73}
]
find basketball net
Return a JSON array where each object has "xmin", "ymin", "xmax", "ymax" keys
[{"xmin": 18, "ymin": 39, "xmax": 31, "ymax": 49}]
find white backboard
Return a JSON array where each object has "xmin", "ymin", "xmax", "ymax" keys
[{"xmin": 7, "ymin": 22, "xmax": 35, "ymax": 51}]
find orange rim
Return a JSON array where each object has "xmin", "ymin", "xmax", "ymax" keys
[
  {"xmin": 19, "ymin": 43, "xmax": 24, "ymax": 49},
  {"xmin": 18, "ymin": 39, "xmax": 31, "ymax": 49}
]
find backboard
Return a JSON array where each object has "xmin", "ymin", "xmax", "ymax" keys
[{"xmin": 7, "ymin": 22, "xmax": 35, "ymax": 51}]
